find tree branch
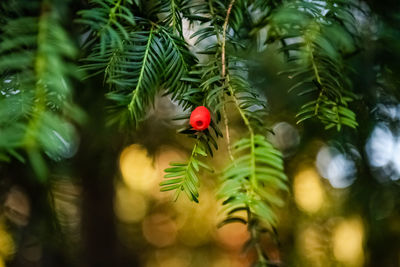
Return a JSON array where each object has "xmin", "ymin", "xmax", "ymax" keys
[{"xmin": 221, "ymin": 0, "xmax": 236, "ymax": 162}]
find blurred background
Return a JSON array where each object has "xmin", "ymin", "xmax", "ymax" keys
[{"xmin": 1, "ymin": 0, "xmax": 400, "ymax": 266}]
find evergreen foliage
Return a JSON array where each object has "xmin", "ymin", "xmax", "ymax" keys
[
  {"xmin": 4, "ymin": 0, "xmax": 396, "ymax": 265},
  {"xmin": 267, "ymin": 0, "xmax": 360, "ymax": 130},
  {"xmin": 0, "ymin": 0, "xmax": 81, "ymax": 180},
  {"xmin": 161, "ymin": 138, "xmax": 213, "ymax": 203},
  {"xmin": 78, "ymin": 0, "xmax": 197, "ymax": 127},
  {"xmin": 220, "ymin": 135, "xmax": 287, "ymax": 227}
]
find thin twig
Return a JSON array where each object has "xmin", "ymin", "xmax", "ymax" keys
[
  {"xmin": 221, "ymin": 0, "xmax": 236, "ymax": 162},
  {"xmin": 220, "ymin": 1, "xmax": 277, "ymax": 264},
  {"xmin": 222, "ymin": 98, "xmax": 234, "ymax": 162},
  {"xmin": 221, "ymin": 0, "xmax": 235, "ymax": 77}
]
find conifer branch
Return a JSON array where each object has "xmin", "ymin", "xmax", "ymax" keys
[
  {"xmin": 222, "ymin": 102, "xmax": 234, "ymax": 162},
  {"xmin": 0, "ymin": 0, "xmax": 80, "ymax": 178},
  {"xmin": 249, "ymin": 210, "xmax": 268, "ymax": 265},
  {"xmin": 270, "ymin": 1, "xmax": 358, "ymax": 130},
  {"xmin": 218, "ymin": 1, "xmax": 286, "ymax": 263},
  {"xmin": 25, "ymin": 4, "xmax": 49, "ymax": 148},
  {"xmin": 128, "ymin": 26, "xmax": 154, "ymax": 120},
  {"xmin": 221, "ymin": 0, "xmax": 236, "ymax": 162},
  {"xmin": 221, "ymin": 0, "xmax": 235, "ymax": 78},
  {"xmin": 23, "ymin": 2, "xmax": 51, "ymax": 179},
  {"xmin": 103, "ymin": 0, "xmax": 122, "ymax": 33},
  {"xmin": 161, "ymin": 134, "xmax": 213, "ymax": 202},
  {"xmin": 304, "ymin": 26, "xmax": 327, "ymax": 117},
  {"xmin": 170, "ymin": 0, "xmax": 182, "ymax": 36}
]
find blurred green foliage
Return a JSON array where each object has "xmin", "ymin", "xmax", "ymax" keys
[{"xmin": 0, "ymin": 0, "xmax": 400, "ymax": 267}]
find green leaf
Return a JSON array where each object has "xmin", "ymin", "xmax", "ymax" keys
[{"xmin": 219, "ymin": 135, "xmax": 287, "ymax": 229}]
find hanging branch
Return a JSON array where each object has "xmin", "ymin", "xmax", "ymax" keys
[
  {"xmin": 23, "ymin": 2, "xmax": 52, "ymax": 179},
  {"xmin": 0, "ymin": 0, "xmax": 81, "ymax": 180},
  {"xmin": 221, "ymin": 0, "xmax": 235, "ymax": 78},
  {"xmin": 76, "ymin": 0, "xmax": 136, "ymax": 54},
  {"xmin": 221, "ymin": 0, "xmax": 236, "ymax": 163},
  {"xmin": 269, "ymin": 1, "xmax": 359, "ymax": 130},
  {"xmin": 127, "ymin": 26, "xmax": 157, "ymax": 125},
  {"xmin": 160, "ymin": 136, "xmax": 214, "ymax": 203},
  {"xmin": 161, "ymin": 0, "xmax": 184, "ymax": 37},
  {"xmin": 217, "ymin": 1, "xmax": 288, "ymax": 265}
]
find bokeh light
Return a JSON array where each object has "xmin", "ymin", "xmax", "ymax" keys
[
  {"xmin": 52, "ymin": 179, "xmax": 82, "ymax": 245},
  {"xmin": 297, "ymin": 224, "xmax": 328, "ymax": 266},
  {"xmin": 114, "ymin": 183, "xmax": 148, "ymax": 223},
  {"xmin": 175, "ymin": 191, "xmax": 217, "ymax": 247},
  {"xmin": 147, "ymin": 248, "xmax": 192, "ymax": 267},
  {"xmin": 269, "ymin": 121, "xmax": 300, "ymax": 157},
  {"xmin": 365, "ymin": 123, "xmax": 400, "ymax": 181},
  {"xmin": 142, "ymin": 213, "xmax": 177, "ymax": 248},
  {"xmin": 0, "ymin": 221, "xmax": 15, "ymax": 262},
  {"xmin": 316, "ymin": 146, "xmax": 356, "ymax": 188},
  {"xmin": 215, "ymin": 222, "xmax": 250, "ymax": 251},
  {"xmin": 3, "ymin": 186, "xmax": 30, "ymax": 226},
  {"xmin": 365, "ymin": 123, "xmax": 395, "ymax": 168},
  {"xmin": 332, "ymin": 217, "xmax": 364, "ymax": 266},
  {"xmin": 212, "ymin": 252, "xmax": 252, "ymax": 267},
  {"xmin": 19, "ymin": 235, "xmax": 42, "ymax": 263},
  {"xmin": 294, "ymin": 167, "xmax": 326, "ymax": 213},
  {"xmin": 119, "ymin": 144, "xmax": 158, "ymax": 192}
]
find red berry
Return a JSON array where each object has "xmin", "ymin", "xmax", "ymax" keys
[{"xmin": 190, "ymin": 106, "xmax": 211, "ymax": 131}]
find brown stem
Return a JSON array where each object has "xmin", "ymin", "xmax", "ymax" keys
[
  {"xmin": 221, "ymin": 0, "xmax": 236, "ymax": 162},
  {"xmin": 221, "ymin": 0, "xmax": 235, "ymax": 77}
]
